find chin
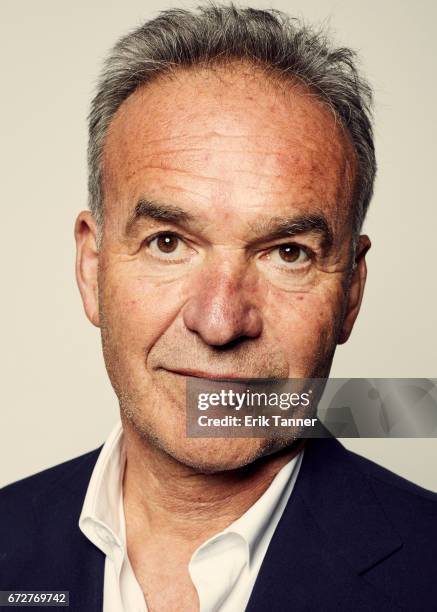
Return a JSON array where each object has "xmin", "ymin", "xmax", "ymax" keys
[
  {"xmin": 121, "ymin": 389, "xmax": 296, "ymax": 473},
  {"xmin": 156, "ymin": 435, "xmax": 289, "ymax": 474}
]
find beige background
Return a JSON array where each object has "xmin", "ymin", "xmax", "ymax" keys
[{"xmin": 1, "ymin": 0, "xmax": 436, "ymax": 489}]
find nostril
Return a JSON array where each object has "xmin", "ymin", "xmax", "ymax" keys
[
  {"xmin": 209, "ymin": 335, "xmax": 255, "ymax": 351},
  {"xmin": 182, "ymin": 276, "xmax": 263, "ymax": 347}
]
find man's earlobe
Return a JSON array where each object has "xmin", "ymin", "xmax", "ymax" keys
[
  {"xmin": 338, "ymin": 235, "xmax": 371, "ymax": 345},
  {"xmin": 74, "ymin": 211, "xmax": 100, "ymax": 327}
]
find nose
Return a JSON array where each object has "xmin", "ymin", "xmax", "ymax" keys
[{"xmin": 182, "ymin": 262, "xmax": 263, "ymax": 347}]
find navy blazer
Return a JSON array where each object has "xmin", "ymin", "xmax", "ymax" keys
[{"xmin": 1, "ymin": 437, "xmax": 437, "ymax": 611}]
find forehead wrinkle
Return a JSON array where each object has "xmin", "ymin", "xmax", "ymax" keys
[
  {"xmin": 106, "ymin": 93, "xmax": 347, "ymax": 175},
  {"xmin": 119, "ymin": 138, "xmax": 308, "ymax": 164},
  {"xmin": 126, "ymin": 163, "xmax": 284, "ymax": 186},
  {"xmin": 120, "ymin": 144, "xmax": 328, "ymax": 181},
  {"xmin": 103, "ymin": 65, "xmax": 359, "ymax": 238},
  {"xmin": 114, "ymin": 151, "xmax": 288, "ymax": 196},
  {"xmin": 109, "ymin": 131, "xmax": 285, "ymax": 157},
  {"xmin": 130, "ymin": 164, "xmax": 234, "ymax": 185},
  {"xmin": 130, "ymin": 133, "xmax": 339, "ymax": 158},
  {"xmin": 105, "ymin": 88, "xmax": 350, "ymax": 185}
]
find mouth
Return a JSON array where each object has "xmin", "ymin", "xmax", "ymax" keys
[{"xmin": 162, "ymin": 368, "xmax": 254, "ymax": 381}]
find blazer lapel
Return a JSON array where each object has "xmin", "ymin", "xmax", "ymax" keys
[
  {"xmin": 246, "ymin": 438, "xmax": 403, "ymax": 611},
  {"xmin": 30, "ymin": 447, "xmax": 106, "ymax": 612}
]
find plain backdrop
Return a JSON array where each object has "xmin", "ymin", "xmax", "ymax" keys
[{"xmin": 1, "ymin": 0, "xmax": 436, "ymax": 489}]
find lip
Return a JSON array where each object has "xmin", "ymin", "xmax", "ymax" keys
[{"xmin": 163, "ymin": 368, "xmax": 253, "ymax": 381}]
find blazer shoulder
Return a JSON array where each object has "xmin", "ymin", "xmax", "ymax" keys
[
  {"xmin": 347, "ymin": 447, "xmax": 437, "ymax": 503},
  {"xmin": 0, "ymin": 446, "xmax": 102, "ymax": 510},
  {"xmin": 0, "ymin": 447, "xmax": 104, "ymax": 591},
  {"xmin": 346, "ymin": 447, "xmax": 437, "ymax": 549}
]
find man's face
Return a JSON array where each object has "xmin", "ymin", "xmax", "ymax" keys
[{"xmin": 76, "ymin": 64, "xmax": 368, "ymax": 471}]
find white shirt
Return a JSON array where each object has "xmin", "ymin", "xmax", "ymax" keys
[{"xmin": 79, "ymin": 421, "xmax": 303, "ymax": 612}]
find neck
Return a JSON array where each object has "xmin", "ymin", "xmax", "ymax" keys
[{"xmin": 121, "ymin": 417, "xmax": 303, "ymax": 548}]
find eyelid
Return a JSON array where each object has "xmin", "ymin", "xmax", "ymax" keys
[
  {"xmin": 264, "ymin": 241, "xmax": 315, "ymax": 259},
  {"xmin": 143, "ymin": 225, "xmax": 209, "ymax": 251},
  {"xmin": 144, "ymin": 229, "xmax": 182, "ymax": 244},
  {"xmin": 259, "ymin": 244, "xmax": 314, "ymax": 275},
  {"xmin": 141, "ymin": 230, "xmax": 198, "ymax": 266},
  {"xmin": 143, "ymin": 230, "xmax": 198, "ymax": 256}
]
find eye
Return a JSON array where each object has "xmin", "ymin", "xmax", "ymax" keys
[
  {"xmin": 267, "ymin": 244, "xmax": 311, "ymax": 268},
  {"xmin": 145, "ymin": 232, "xmax": 193, "ymax": 261}
]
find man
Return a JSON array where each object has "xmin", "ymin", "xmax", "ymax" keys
[{"xmin": 1, "ymin": 5, "xmax": 436, "ymax": 611}]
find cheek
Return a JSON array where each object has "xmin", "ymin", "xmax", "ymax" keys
[
  {"xmin": 100, "ymin": 266, "xmax": 185, "ymax": 353},
  {"xmin": 265, "ymin": 282, "xmax": 343, "ymax": 366}
]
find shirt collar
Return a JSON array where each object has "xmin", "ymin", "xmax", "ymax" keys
[
  {"xmin": 226, "ymin": 450, "xmax": 302, "ymax": 561},
  {"xmin": 79, "ymin": 419, "xmax": 303, "ymax": 567},
  {"xmin": 79, "ymin": 420, "xmax": 125, "ymax": 560},
  {"xmin": 192, "ymin": 449, "xmax": 303, "ymax": 568}
]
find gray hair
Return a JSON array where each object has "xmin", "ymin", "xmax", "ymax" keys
[{"xmin": 88, "ymin": 3, "xmax": 376, "ymax": 245}]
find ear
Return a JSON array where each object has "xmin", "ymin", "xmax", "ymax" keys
[
  {"xmin": 338, "ymin": 235, "xmax": 371, "ymax": 345},
  {"xmin": 74, "ymin": 211, "xmax": 100, "ymax": 327}
]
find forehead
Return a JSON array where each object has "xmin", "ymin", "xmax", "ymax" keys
[{"xmin": 102, "ymin": 63, "xmax": 357, "ymax": 228}]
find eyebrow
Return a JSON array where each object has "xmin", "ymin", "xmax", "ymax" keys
[
  {"xmin": 249, "ymin": 213, "xmax": 334, "ymax": 253},
  {"xmin": 125, "ymin": 198, "xmax": 333, "ymax": 252},
  {"xmin": 125, "ymin": 199, "xmax": 195, "ymax": 236}
]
